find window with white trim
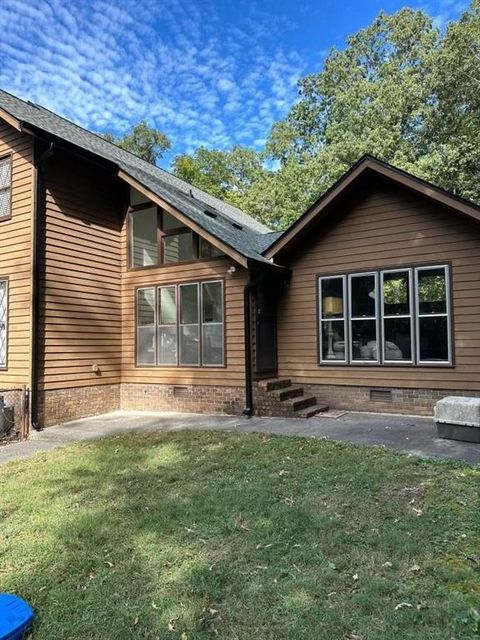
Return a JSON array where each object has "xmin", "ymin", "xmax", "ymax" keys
[
  {"xmin": 136, "ymin": 280, "xmax": 224, "ymax": 366},
  {"xmin": 318, "ymin": 265, "xmax": 451, "ymax": 365},
  {"xmin": 0, "ymin": 279, "xmax": 7, "ymax": 367},
  {"xmin": 0, "ymin": 156, "xmax": 11, "ymax": 219}
]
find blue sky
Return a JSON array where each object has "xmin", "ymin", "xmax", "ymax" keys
[{"xmin": 0, "ymin": 0, "xmax": 468, "ymax": 167}]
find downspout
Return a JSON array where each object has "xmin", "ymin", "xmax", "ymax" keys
[
  {"xmin": 242, "ymin": 270, "xmax": 265, "ymax": 417},
  {"xmin": 30, "ymin": 141, "xmax": 55, "ymax": 431}
]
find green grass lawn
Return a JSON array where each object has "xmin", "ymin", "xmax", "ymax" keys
[{"xmin": 0, "ymin": 431, "xmax": 479, "ymax": 639}]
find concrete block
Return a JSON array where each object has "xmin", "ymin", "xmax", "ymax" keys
[{"xmin": 434, "ymin": 396, "xmax": 480, "ymax": 427}]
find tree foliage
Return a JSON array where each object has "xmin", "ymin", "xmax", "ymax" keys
[
  {"xmin": 172, "ymin": 146, "xmax": 266, "ymax": 208},
  {"xmin": 172, "ymin": 3, "xmax": 480, "ymax": 229},
  {"xmin": 103, "ymin": 121, "xmax": 171, "ymax": 165}
]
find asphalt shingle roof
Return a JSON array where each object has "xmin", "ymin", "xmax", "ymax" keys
[{"xmin": 0, "ymin": 89, "xmax": 279, "ymax": 264}]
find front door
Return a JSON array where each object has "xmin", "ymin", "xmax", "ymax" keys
[{"xmin": 255, "ymin": 281, "xmax": 278, "ymax": 377}]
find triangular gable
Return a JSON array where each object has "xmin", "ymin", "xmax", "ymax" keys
[{"xmin": 265, "ymin": 155, "xmax": 480, "ymax": 259}]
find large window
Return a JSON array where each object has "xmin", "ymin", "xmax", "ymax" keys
[
  {"xmin": 0, "ymin": 279, "xmax": 8, "ymax": 368},
  {"xmin": 0, "ymin": 156, "xmax": 11, "ymax": 220},
  {"xmin": 129, "ymin": 197, "xmax": 224, "ymax": 268},
  {"xmin": 136, "ymin": 280, "xmax": 224, "ymax": 366},
  {"xmin": 318, "ymin": 265, "xmax": 451, "ymax": 365}
]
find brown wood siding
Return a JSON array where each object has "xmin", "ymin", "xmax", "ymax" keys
[
  {"xmin": 39, "ymin": 154, "xmax": 123, "ymax": 391},
  {"xmin": 121, "ymin": 213, "xmax": 247, "ymax": 386},
  {"xmin": 277, "ymin": 178, "xmax": 480, "ymax": 390},
  {"xmin": 0, "ymin": 123, "xmax": 34, "ymax": 386}
]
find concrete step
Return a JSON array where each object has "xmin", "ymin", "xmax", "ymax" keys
[
  {"xmin": 287, "ymin": 395, "xmax": 318, "ymax": 412},
  {"xmin": 273, "ymin": 386, "xmax": 304, "ymax": 401},
  {"xmin": 297, "ymin": 403, "xmax": 330, "ymax": 418},
  {"xmin": 258, "ymin": 378, "xmax": 292, "ymax": 392}
]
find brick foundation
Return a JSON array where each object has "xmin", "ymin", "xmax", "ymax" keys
[
  {"xmin": 254, "ymin": 381, "xmax": 480, "ymax": 417},
  {"xmin": 121, "ymin": 383, "xmax": 245, "ymax": 415},
  {"xmin": 39, "ymin": 384, "xmax": 121, "ymax": 427},
  {"xmin": 39, "ymin": 382, "xmax": 246, "ymax": 426},
  {"xmin": 39, "ymin": 379, "xmax": 480, "ymax": 427}
]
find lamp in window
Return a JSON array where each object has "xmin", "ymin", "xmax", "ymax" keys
[{"xmin": 323, "ymin": 296, "xmax": 343, "ymax": 359}]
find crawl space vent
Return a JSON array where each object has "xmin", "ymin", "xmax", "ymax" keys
[
  {"xmin": 370, "ymin": 389, "xmax": 392, "ymax": 403},
  {"xmin": 173, "ymin": 386, "xmax": 189, "ymax": 398}
]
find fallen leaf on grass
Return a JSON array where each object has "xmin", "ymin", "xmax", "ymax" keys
[
  {"xmin": 382, "ymin": 561, "xmax": 393, "ymax": 569},
  {"xmin": 168, "ymin": 617, "xmax": 179, "ymax": 631},
  {"xmin": 352, "ymin": 573, "xmax": 359, "ymax": 581},
  {"xmin": 234, "ymin": 513, "xmax": 250, "ymax": 530},
  {"xmin": 409, "ymin": 563, "xmax": 421, "ymax": 572}
]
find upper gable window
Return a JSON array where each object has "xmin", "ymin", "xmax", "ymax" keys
[
  {"xmin": 0, "ymin": 155, "xmax": 12, "ymax": 220},
  {"xmin": 129, "ymin": 200, "xmax": 225, "ymax": 268}
]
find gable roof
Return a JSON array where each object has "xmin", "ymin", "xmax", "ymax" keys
[
  {"xmin": 265, "ymin": 154, "xmax": 480, "ymax": 259},
  {"xmin": 0, "ymin": 88, "xmax": 280, "ymax": 268}
]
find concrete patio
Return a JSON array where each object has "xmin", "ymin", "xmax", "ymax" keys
[{"xmin": 1, "ymin": 410, "xmax": 480, "ymax": 466}]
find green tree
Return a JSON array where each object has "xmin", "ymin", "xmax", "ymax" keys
[
  {"xmin": 103, "ymin": 121, "xmax": 171, "ymax": 164},
  {"xmin": 416, "ymin": 0, "xmax": 480, "ymax": 202},
  {"xmin": 172, "ymin": 146, "xmax": 266, "ymax": 208},
  {"xmin": 170, "ymin": 3, "xmax": 480, "ymax": 229},
  {"xmin": 261, "ymin": 8, "xmax": 439, "ymax": 226}
]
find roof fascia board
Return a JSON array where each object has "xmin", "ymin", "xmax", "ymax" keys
[
  {"xmin": 0, "ymin": 107, "xmax": 24, "ymax": 132},
  {"xmin": 370, "ymin": 161, "xmax": 480, "ymax": 223},
  {"xmin": 266, "ymin": 157, "xmax": 480, "ymax": 258},
  {"xmin": 118, "ymin": 169, "xmax": 249, "ymax": 268}
]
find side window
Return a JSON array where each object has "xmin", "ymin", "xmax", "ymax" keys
[
  {"xmin": 136, "ymin": 288, "xmax": 156, "ymax": 365},
  {"xmin": 415, "ymin": 266, "xmax": 451, "ymax": 364},
  {"xmin": 0, "ymin": 279, "xmax": 8, "ymax": 368},
  {"xmin": 0, "ymin": 156, "xmax": 12, "ymax": 220},
  {"xmin": 135, "ymin": 281, "xmax": 225, "ymax": 367}
]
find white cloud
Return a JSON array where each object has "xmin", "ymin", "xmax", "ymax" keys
[{"xmin": 0, "ymin": 0, "xmax": 308, "ymax": 165}]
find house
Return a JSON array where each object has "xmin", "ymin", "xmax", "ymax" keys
[{"xmin": 0, "ymin": 88, "xmax": 480, "ymax": 433}]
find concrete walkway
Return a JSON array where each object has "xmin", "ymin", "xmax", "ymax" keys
[{"xmin": 1, "ymin": 410, "xmax": 480, "ymax": 466}]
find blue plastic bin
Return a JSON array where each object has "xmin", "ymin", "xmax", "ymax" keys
[{"xmin": 0, "ymin": 594, "xmax": 34, "ymax": 640}]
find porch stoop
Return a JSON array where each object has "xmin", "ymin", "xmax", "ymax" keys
[{"xmin": 256, "ymin": 378, "xmax": 329, "ymax": 418}]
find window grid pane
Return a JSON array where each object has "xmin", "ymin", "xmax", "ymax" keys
[
  {"xmin": 0, "ymin": 280, "xmax": 7, "ymax": 366},
  {"xmin": 158, "ymin": 286, "xmax": 178, "ymax": 365},
  {"xmin": 162, "ymin": 232, "xmax": 195, "ymax": 264},
  {"xmin": 319, "ymin": 277, "xmax": 346, "ymax": 363},
  {"xmin": 130, "ymin": 208, "xmax": 158, "ymax": 267},
  {"xmin": 349, "ymin": 273, "xmax": 378, "ymax": 362},
  {"xmin": 0, "ymin": 156, "xmax": 11, "ymax": 218},
  {"xmin": 0, "ymin": 157, "xmax": 11, "ymax": 189},
  {"xmin": 179, "ymin": 284, "xmax": 199, "ymax": 365},
  {"xmin": 381, "ymin": 270, "xmax": 413, "ymax": 362},
  {"xmin": 137, "ymin": 288, "xmax": 156, "ymax": 365},
  {"xmin": 201, "ymin": 281, "xmax": 224, "ymax": 365},
  {"xmin": 415, "ymin": 266, "xmax": 450, "ymax": 363}
]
